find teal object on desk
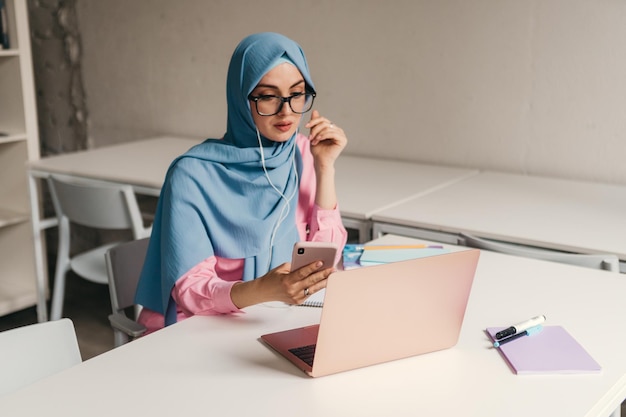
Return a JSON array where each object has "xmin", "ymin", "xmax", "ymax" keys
[{"xmin": 342, "ymin": 245, "xmax": 363, "ymax": 269}]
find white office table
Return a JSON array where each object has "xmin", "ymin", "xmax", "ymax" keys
[
  {"xmin": 1, "ymin": 236, "xmax": 625, "ymax": 417},
  {"xmin": 372, "ymin": 171, "xmax": 626, "ymax": 268},
  {"xmin": 28, "ymin": 136, "xmax": 201, "ymax": 196},
  {"xmin": 335, "ymin": 155, "xmax": 477, "ymax": 242},
  {"xmin": 27, "ymin": 136, "xmax": 202, "ymax": 321}
]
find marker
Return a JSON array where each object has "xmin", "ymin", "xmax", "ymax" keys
[
  {"xmin": 495, "ymin": 315, "xmax": 546, "ymax": 340},
  {"xmin": 493, "ymin": 324, "xmax": 543, "ymax": 347}
]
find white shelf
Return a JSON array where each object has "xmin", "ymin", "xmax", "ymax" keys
[
  {"xmin": 0, "ymin": 132, "xmax": 27, "ymax": 144},
  {"xmin": 0, "ymin": 286, "xmax": 37, "ymax": 317},
  {"xmin": 0, "ymin": 49, "xmax": 19, "ymax": 57},
  {"xmin": 0, "ymin": 0, "xmax": 41, "ymax": 318},
  {"xmin": 0, "ymin": 207, "xmax": 29, "ymax": 228}
]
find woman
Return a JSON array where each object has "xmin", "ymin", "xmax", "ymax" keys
[{"xmin": 135, "ymin": 32, "xmax": 348, "ymax": 332}]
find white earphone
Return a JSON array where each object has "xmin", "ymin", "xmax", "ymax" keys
[{"xmin": 255, "ymin": 127, "xmax": 299, "ymax": 270}]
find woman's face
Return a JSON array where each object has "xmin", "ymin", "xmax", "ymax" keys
[{"xmin": 249, "ymin": 63, "xmax": 307, "ymax": 142}]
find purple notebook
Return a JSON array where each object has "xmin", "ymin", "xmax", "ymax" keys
[{"xmin": 486, "ymin": 326, "xmax": 601, "ymax": 375}]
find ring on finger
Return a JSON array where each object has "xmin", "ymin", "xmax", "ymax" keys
[
  {"xmin": 304, "ymin": 288, "xmax": 309, "ymax": 296},
  {"xmin": 329, "ymin": 122, "xmax": 335, "ymax": 129}
]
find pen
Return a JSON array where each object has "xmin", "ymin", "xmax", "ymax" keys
[
  {"xmin": 495, "ymin": 315, "xmax": 546, "ymax": 340},
  {"xmin": 493, "ymin": 324, "xmax": 543, "ymax": 347}
]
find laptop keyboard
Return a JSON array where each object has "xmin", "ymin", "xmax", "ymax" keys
[{"xmin": 288, "ymin": 344, "xmax": 316, "ymax": 366}]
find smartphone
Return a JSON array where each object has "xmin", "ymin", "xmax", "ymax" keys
[{"xmin": 291, "ymin": 241, "xmax": 339, "ymax": 271}]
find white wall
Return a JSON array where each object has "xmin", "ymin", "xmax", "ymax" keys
[{"xmin": 76, "ymin": 0, "xmax": 626, "ymax": 184}]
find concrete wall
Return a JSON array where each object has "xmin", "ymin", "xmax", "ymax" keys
[
  {"xmin": 28, "ymin": 0, "xmax": 89, "ymax": 156},
  {"xmin": 74, "ymin": 0, "xmax": 626, "ymax": 184}
]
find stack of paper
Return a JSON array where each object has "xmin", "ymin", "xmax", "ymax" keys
[
  {"xmin": 342, "ymin": 244, "xmax": 448, "ymax": 268},
  {"xmin": 301, "ymin": 244, "xmax": 451, "ymax": 307}
]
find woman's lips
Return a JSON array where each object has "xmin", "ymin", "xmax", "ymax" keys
[{"xmin": 274, "ymin": 121, "xmax": 292, "ymax": 132}]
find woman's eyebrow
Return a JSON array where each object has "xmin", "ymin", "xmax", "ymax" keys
[{"xmin": 254, "ymin": 79, "xmax": 305, "ymax": 90}]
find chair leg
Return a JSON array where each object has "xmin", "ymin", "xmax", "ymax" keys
[
  {"xmin": 50, "ymin": 218, "xmax": 71, "ymax": 321},
  {"xmin": 113, "ymin": 329, "xmax": 130, "ymax": 348},
  {"xmin": 50, "ymin": 263, "xmax": 70, "ymax": 321}
]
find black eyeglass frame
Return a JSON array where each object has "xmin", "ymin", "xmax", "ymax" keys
[{"xmin": 247, "ymin": 91, "xmax": 316, "ymax": 116}]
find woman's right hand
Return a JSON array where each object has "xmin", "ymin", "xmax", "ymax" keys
[{"xmin": 230, "ymin": 261, "xmax": 335, "ymax": 308}]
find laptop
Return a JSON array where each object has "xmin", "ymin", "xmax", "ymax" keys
[{"xmin": 261, "ymin": 249, "xmax": 480, "ymax": 377}]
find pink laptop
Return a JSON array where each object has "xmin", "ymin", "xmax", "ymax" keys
[{"xmin": 261, "ymin": 249, "xmax": 480, "ymax": 377}]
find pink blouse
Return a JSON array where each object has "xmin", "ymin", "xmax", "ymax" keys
[{"xmin": 138, "ymin": 134, "xmax": 348, "ymax": 334}]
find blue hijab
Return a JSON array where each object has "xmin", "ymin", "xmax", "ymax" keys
[{"xmin": 135, "ymin": 33, "xmax": 316, "ymax": 324}]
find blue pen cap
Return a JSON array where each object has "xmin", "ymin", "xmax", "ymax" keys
[{"xmin": 526, "ymin": 324, "xmax": 543, "ymax": 336}]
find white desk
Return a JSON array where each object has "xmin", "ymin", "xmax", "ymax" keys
[
  {"xmin": 1, "ymin": 236, "xmax": 625, "ymax": 416},
  {"xmin": 335, "ymin": 155, "xmax": 478, "ymax": 242},
  {"xmin": 372, "ymin": 171, "xmax": 626, "ymax": 268},
  {"xmin": 28, "ymin": 136, "xmax": 201, "ymax": 196},
  {"xmin": 27, "ymin": 136, "xmax": 202, "ymax": 321}
]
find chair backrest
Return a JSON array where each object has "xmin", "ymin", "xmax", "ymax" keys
[
  {"xmin": 47, "ymin": 175, "xmax": 151, "ymax": 239},
  {"xmin": 105, "ymin": 237, "xmax": 150, "ymax": 312},
  {"xmin": 457, "ymin": 232, "xmax": 620, "ymax": 273},
  {"xmin": 0, "ymin": 318, "xmax": 82, "ymax": 397}
]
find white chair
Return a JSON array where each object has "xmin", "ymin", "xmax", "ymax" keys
[
  {"xmin": 457, "ymin": 232, "xmax": 620, "ymax": 273},
  {"xmin": 105, "ymin": 237, "xmax": 150, "ymax": 347},
  {"xmin": 47, "ymin": 175, "xmax": 152, "ymax": 320},
  {"xmin": 0, "ymin": 318, "xmax": 81, "ymax": 397}
]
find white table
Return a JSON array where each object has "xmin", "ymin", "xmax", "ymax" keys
[
  {"xmin": 335, "ymin": 155, "xmax": 478, "ymax": 242},
  {"xmin": 28, "ymin": 136, "xmax": 201, "ymax": 196},
  {"xmin": 27, "ymin": 136, "xmax": 202, "ymax": 321},
  {"xmin": 1, "ymin": 235, "xmax": 625, "ymax": 416},
  {"xmin": 372, "ymin": 171, "xmax": 626, "ymax": 269}
]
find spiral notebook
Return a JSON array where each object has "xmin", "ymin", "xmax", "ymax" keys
[
  {"xmin": 486, "ymin": 326, "xmax": 601, "ymax": 375},
  {"xmin": 301, "ymin": 288, "xmax": 326, "ymax": 307}
]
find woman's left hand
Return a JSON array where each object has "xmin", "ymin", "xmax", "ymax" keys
[{"xmin": 305, "ymin": 110, "xmax": 347, "ymax": 168}]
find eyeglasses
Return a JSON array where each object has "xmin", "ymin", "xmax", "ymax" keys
[{"xmin": 248, "ymin": 92, "xmax": 316, "ymax": 116}]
